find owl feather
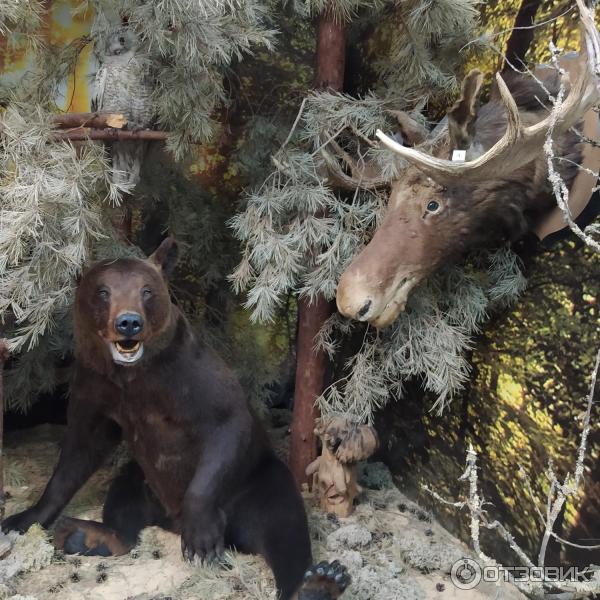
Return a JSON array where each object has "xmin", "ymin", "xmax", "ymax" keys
[{"xmin": 92, "ymin": 27, "xmax": 153, "ymax": 190}]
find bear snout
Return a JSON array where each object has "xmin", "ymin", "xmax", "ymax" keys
[{"xmin": 115, "ymin": 312, "xmax": 144, "ymax": 337}]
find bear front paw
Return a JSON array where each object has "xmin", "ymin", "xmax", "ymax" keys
[
  {"xmin": 299, "ymin": 560, "xmax": 351, "ymax": 600},
  {"xmin": 2, "ymin": 509, "xmax": 43, "ymax": 534},
  {"xmin": 181, "ymin": 508, "xmax": 226, "ymax": 565}
]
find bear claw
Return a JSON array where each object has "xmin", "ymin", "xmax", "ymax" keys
[{"xmin": 299, "ymin": 560, "xmax": 350, "ymax": 599}]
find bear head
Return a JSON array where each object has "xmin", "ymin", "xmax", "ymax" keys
[{"xmin": 74, "ymin": 237, "xmax": 179, "ymax": 370}]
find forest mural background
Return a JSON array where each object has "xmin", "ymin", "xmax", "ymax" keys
[{"xmin": 0, "ymin": 0, "xmax": 598, "ymax": 570}]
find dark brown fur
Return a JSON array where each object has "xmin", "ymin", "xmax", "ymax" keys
[{"xmin": 3, "ymin": 239, "xmax": 348, "ymax": 600}]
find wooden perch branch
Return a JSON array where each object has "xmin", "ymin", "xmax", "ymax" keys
[
  {"xmin": 49, "ymin": 112, "xmax": 168, "ymax": 142},
  {"xmin": 52, "ymin": 112, "xmax": 128, "ymax": 130},
  {"xmin": 53, "ymin": 128, "xmax": 169, "ymax": 142}
]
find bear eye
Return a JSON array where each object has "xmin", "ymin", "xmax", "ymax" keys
[
  {"xmin": 98, "ymin": 288, "xmax": 110, "ymax": 299},
  {"xmin": 142, "ymin": 288, "xmax": 152, "ymax": 299},
  {"xmin": 426, "ymin": 200, "xmax": 441, "ymax": 213}
]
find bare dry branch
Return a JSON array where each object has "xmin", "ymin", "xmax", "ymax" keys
[
  {"xmin": 52, "ymin": 128, "xmax": 169, "ymax": 142},
  {"xmin": 52, "ymin": 112, "xmax": 128, "ymax": 130},
  {"xmin": 544, "ymin": 41, "xmax": 600, "ymax": 253},
  {"xmin": 321, "ymin": 138, "xmax": 390, "ymax": 190}
]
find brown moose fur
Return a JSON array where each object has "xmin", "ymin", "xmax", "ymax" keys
[
  {"xmin": 2, "ymin": 239, "xmax": 349, "ymax": 600},
  {"xmin": 415, "ymin": 71, "xmax": 580, "ymax": 256},
  {"xmin": 336, "ymin": 67, "xmax": 585, "ymax": 327},
  {"xmin": 442, "ymin": 71, "xmax": 581, "ymax": 249}
]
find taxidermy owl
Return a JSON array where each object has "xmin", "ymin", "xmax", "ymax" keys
[{"xmin": 92, "ymin": 27, "xmax": 153, "ymax": 190}]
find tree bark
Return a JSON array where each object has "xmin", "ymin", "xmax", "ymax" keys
[
  {"xmin": 502, "ymin": 0, "xmax": 544, "ymax": 71},
  {"xmin": 52, "ymin": 112, "xmax": 127, "ymax": 130},
  {"xmin": 53, "ymin": 128, "xmax": 168, "ymax": 142},
  {"xmin": 289, "ymin": 7, "xmax": 346, "ymax": 488},
  {"xmin": 314, "ymin": 11, "xmax": 346, "ymax": 90}
]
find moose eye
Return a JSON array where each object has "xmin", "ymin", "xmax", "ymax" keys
[
  {"xmin": 426, "ymin": 200, "xmax": 441, "ymax": 213},
  {"xmin": 119, "ymin": 36, "xmax": 125, "ymax": 44}
]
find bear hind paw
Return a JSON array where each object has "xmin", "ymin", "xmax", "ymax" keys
[
  {"xmin": 54, "ymin": 517, "xmax": 130, "ymax": 557},
  {"xmin": 298, "ymin": 560, "xmax": 350, "ymax": 600}
]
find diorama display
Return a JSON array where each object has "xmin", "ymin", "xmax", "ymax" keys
[{"xmin": 0, "ymin": 1, "xmax": 599, "ymax": 599}]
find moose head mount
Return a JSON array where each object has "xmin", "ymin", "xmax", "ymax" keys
[{"xmin": 334, "ymin": 35, "xmax": 599, "ymax": 328}]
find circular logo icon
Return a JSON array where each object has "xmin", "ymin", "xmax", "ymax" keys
[{"xmin": 451, "ymin": 558, "xmax": 482, "ymax": 590}]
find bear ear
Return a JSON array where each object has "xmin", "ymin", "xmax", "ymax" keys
[{"xmin": 149, "ymin": 237, "xmax": 179, "ymax": 277}]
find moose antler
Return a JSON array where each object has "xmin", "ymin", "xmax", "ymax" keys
[{"xmin": 376, "ymin": 28, "xmax": 598, "ymax": 184}]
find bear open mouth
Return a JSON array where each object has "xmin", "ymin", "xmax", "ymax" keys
[{"xmin": 110, "ymin": 339, "xmax": 144, "ymax": 365}]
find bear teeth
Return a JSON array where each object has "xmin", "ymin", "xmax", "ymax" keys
[
  {"xmin": 116, "ymin": 341, "xmax": 140, "ymax": 354},
  {"xmin": 110, "ymin": 340, "xmax": 144, "ymax": 365}
]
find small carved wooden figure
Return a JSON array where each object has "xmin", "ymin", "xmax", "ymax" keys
[{"xmin": 306, "ymin": 416, "xmax": 378, "ymax": 517}]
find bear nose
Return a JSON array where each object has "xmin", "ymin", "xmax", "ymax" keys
[{"xmin": 115, "ymin": 313, "xmax": 144, "ymax": 337}]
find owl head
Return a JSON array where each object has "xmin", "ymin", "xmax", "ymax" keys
[{"xmin": 104, "ymin": 27, "xmax": 139, "ymax": 57}]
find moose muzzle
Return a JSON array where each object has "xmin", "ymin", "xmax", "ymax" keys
[{"xmin": 336, "ymin": 265, "xmax": 419, "ymax": 328}]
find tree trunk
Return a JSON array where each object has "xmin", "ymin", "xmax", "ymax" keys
[
  {"xmin": 110, "ymin": 200, "xmax": 133, "ymax": 243},
  {"xmin": 314, "ymin": 11, "xmax": 346, "ymax": 90},
  {"xmin": 0, "ymin": 340, "xmax": 8, "ymax": 523},
  {"xmin": 290, "ymin": 296, "xmax": 334, "ymax": 487},
  {"xmin": 502, "ymin": 0, "xmax": 544, "ymax": 71},
  {"xmin": 289, "ymin": 7, "xmax": 346, "ymax": 488}
]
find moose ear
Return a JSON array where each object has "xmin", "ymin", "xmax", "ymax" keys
[
  {"xmin": 149, "ymin": 237, "xmax": 179, "ymax": 277},
  {"xmin": 447, "ymin": 69, "xmax": 484, "ymax": 151}
]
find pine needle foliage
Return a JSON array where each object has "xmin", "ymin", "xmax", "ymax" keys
[
  {"xmin": 289, "ymin": 0, "xmax": 478, "ymax": 103},
  {"xmin": 0, "ymin": 105, "xmax": 122, "ymax": 352},
  {"xmin": 316, "ymin": 248, "xmax": 527, "ymax": 423},
  {"xmin": 290, "ymin": 0, "xmax": 382, "ymax": 22},
  {"xmin": 90, "ymin": 0, "xmax": 276, "ymax": 160},
  {"xmin": 232, "ymin": 107, "xmax": 527, "ymax": 418},
  {"xmin": 3, "ymin": 313, "xmax": 72, "ymax": 413},
  {"xmin": 0, "ymin": 0, "xmax": 42, "ymax": 39},
  {"xmin": 0, "ymin": 0, "xmax": 275, "ymax": 409},
  {"xmin": 229, "ymin": 91, "xmax": 401, "ymax": 321},
  {"xmin": 230, "ymin": 0, "xmax": 529, "ymax": 420},
  {"xmin": 375, "ymin": 0, "xmax": 480, "ymax": 105}
]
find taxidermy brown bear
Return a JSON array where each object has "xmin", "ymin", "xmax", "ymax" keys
[{"xmin": 3, "ymin": 238, "xmax": 349, "ymax": 600}]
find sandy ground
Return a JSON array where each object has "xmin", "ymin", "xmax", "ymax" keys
[{"xmin": 1, "ymin": 423, "xmax": 526, "ymax": 600}]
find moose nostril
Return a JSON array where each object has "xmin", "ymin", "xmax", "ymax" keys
[
  {"xmin": 357, "ymin": 300, "xmax": 372, "ymax": 319},
  {"xmin": 115, "ymin": 313, "xmax": 144, "ymax": 336}
]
